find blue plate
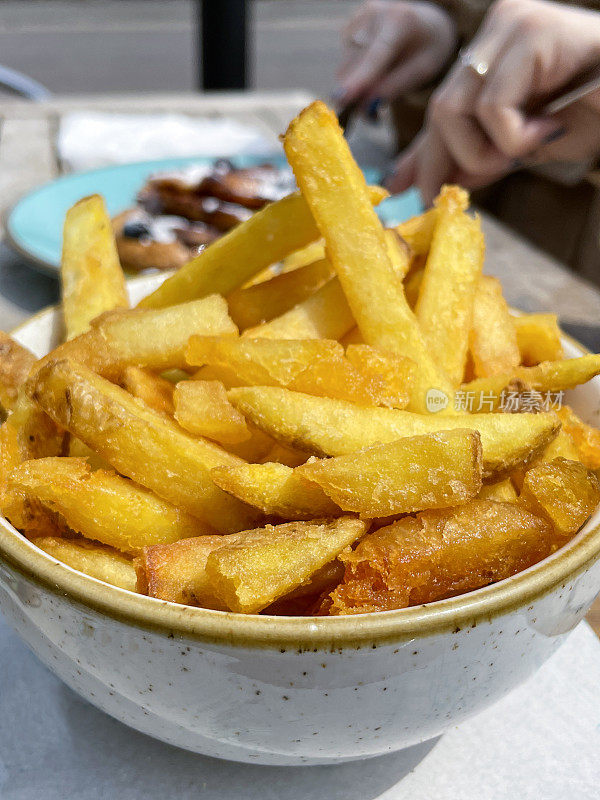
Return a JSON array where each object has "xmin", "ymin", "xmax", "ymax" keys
[{"xmin": 6, "ymin": 155, "xmax": 422, "ymax": 276}]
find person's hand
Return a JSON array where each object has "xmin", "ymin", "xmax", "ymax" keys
[
  {"xmin": 388, "ymin": 0, "xmax": 600, "ymax": 203},
  {"xmin": 335, "ymin": 0, "xmax": 457, "ymax": 111}
]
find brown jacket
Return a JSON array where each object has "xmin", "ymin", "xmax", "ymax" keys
[{"xmin": 391, "ymin": 0, "xmax": 600, "ymax": 281}]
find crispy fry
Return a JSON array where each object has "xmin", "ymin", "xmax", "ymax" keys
[
  {"xmin": 557, "ymin": 405, "xmax": 600, "ymax": 469},
  {"xmin": 139, "ymin": 533, "xmax": 243, "ymax": 607},
  {"xmin": 206, "ymin": 517, "xmax": 368, "ymax": 613},
  {"xmin": 121, "ymin": 366, "xmax": 175, "ymax": 416},
  {"xmin": 325, "ymin": 501, "xmax": 555, "ymax": 614},
  {"xmin": 32, "ymin": 536, "xmax": 137, "ymax": 591},
  {"xmin": 9, "ymin": 457, "xmax": 214, "ymax": 554},
  {"xmin": 520, "ymin": 458, "xmax": 600, "ymax": 537},
  {"xmin": 61, "ymin": 195, "xmax": 128, "ymax": 339},
  {"xmin": 297, "ymin": 430, "xmax": 482, "ymax": 516},
  {"xmin": 187, "ymin": 336, "xmax": 412, "ymax": 408},
  {"xmin": 345, "ymin": 344, "xmax": 414, "ymax": 409},
  {"xmin": 470, "ymin": 276, "xmax": 520, "ymax": 377},
  {"xmin": 281, "ymin": 240, "xmax": 326, "ymax": 273},
  {"xmin": 138, "ymin": 186, "xmax": 387, "ymax": 310},
  {"xmin": 211, "ymin": 461, "xmax": 340, "ymax": 519},
  {"xmin": 395, "ymin": 209, "xmax": 438, "ymax": 255},
  {"xmin": 245, "ymin": 277, "xmax": 355, "ymax": 341},
  {"xmin": 462, "ymin": 355, "xmax": 600, "ymax": 410},
  {"xmin": 25, "ymin": 359, "xmax": 261, "ymax": 533},
  {"xmin": 229, "ymin": 386, "xmax": 560, "ymax": 479},
  {"xmin": 415, "ymin": 187, "xmax": 484, "ymax": 384},
  {"xmin": 513, "ymin": 313, "xmax": 563, "ymax": 365},
  {"xmin": 0, "ymin": 332, "xmax": 36, "ymax": 413},
  {"xmin": 173, "ymin": 380, "xmax": 249, "ymax": 444},
  {"xmin": 283, "ymin": 101, "xmax": 454, "ymax": 413},
  {"xmin": 227, "ymin": 257, "xmax": 335, "ymax": 330}
]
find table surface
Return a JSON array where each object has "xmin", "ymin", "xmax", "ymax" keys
[{"xmin": 1, "ymin": 91, "xmax": 600, "ymax": 634}]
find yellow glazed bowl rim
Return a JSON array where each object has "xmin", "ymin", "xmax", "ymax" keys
[{"xmin": 2, "ymin": 295, "xmax": 600, "ymax": 650}]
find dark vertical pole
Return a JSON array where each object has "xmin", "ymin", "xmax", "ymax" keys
[{"xmin": 199, "ymin": 0, "xmax": 248, "ymax": 90}]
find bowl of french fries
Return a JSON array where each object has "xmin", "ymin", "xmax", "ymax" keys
[{"xmin": 2, "ymin": 101, "xmax": 600, "ymax": 765}]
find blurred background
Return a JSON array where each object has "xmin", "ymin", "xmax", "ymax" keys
[{"xmin": 0, "ymin": 1, "xmax": 356, "ymax": 96}]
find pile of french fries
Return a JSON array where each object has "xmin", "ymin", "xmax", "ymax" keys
[{"xmin": 2, "ymin": 100, "xmax": 600, "ymax": 616}]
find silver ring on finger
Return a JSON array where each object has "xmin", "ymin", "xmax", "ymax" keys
[{"xmin": 458, "ymin": 47, "xmax": 490, "ymax": 78}]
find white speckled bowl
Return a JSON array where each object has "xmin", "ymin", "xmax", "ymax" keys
[{"xmin": 2, "ymin": 272, "xmax": 600, "ymax": 766}]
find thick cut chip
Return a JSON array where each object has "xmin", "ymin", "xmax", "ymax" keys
[
  {"xmin": 520, "ymin": 458, "xmax": 600, "ymax": 537},
  {"xmin": 227, "ymin": 257, "xmax": 335, "ymax": 330},
  {"xmin": 32, "ymin": 536, "xmax": 137, "ymax": 592},
  {"xmin": 211, "ymin": 461, "xmax": 339, "ymax": 519},
  {"xmin": 187, "ymin": 336, "xmax": 412, "ymax": 407},
  {"xmin": 138, "ymin": 532, "xmax": 243, "ymax": 607},
  {"xmin": 415, "ymin": 187, "xmax": 484, "ymax": 384},
  {"xmin": 470, "ymin": 276, "xmax": 520, "ymax": 378},
  {"xmin": 205, "ymin": 517, "xmax": 368, "ymax": 613},
  {"xmin": 281, "ymin": 240, "xmax": 326, "ymax": 272},
  {"xmin": 25, "ymin": 359, "xmax": 260, "ymax": 533},
  {"xmin": 121, "ymin": 366, "xmax": 175, "ymax": 415},
  {"xmin": 9, "ymin": 457, "xmax": 214, "ymax": 554},
  {"xmin": 539, "ymin": 428, "xmax": 580, "ymax": 463},
  {"xmin": 404, "ymin": 266, "xmax": 424, "ymax": 310},
  {"xmin": 325, "ymin": 501, "xmax": 555, "ymax": 614},
  {"xmin": 138, "ymin": 187, "xmax": 387, "ymax": 309},
  {"xmin": 283, "ymin": 101, "xmax": 454, "ymax": 413},
  {"xmin": 229, "ymin": 386, "xmax": 560, "ymax": 479},
  {"xmin": 0, "ymin": 332, "xmax": 36, "ymax": 413},
  {"xmin": 557, "ymin": 405, "xmax": 600, "ymax": 469},
  {"xmin": 261, "ymin": 442, "xmax": 308, "ymax": 467},
  {"xmin": 225, "ymin": 423, "xmax": 276, "ymax": 462},
  {"xmin": 297, "ymin": 430, "xmax": 482, "ymax": 516},
  {"xmin": 395, "ymin": 209, "xmax": 438, "ymax": 255},
  {"xmin": 345, "ymin": 344, "xmax": 414, "ymax": 408},
  {"xmin": 92, "ymin": 295, "xmax": 237, "ymax": 374},
  {"xmin": 61, "ymin": 195, "xmax": 128, "ymax": 339},
  {"xmin": 173, "ymin": 380, "xmax": 249, "ymax": 444},
  {"xmin": 513, "ymin": 313, "xmax": 563, "ymax": 365},
  {"xmin": 245, "ymin": 277, "xmax": 355, "ymax": 341},
  {"xmin": 462, "ymin": 355, "xmax": 600, "ymax": 411}
]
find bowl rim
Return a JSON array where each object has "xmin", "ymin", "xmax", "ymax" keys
[{"xmin": 2, "ymin": 294, "xmax": 600, "ymax": 650}]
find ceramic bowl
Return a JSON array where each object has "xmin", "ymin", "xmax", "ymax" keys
[{"xmin": 1, "ymin": 272, "xmax": 600, "ymax": 766}]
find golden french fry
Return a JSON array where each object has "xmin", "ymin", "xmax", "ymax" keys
[
  {"xmin": 9, "ymin": 457, "xmax": 214, "ymax": 554},
  {"xmin": 187, "ymin": 336, "xmax": 413, "ymax": 408},
  {"xmin": 470, "ymin": 276, "xmax": 520, "ymax": 378},
  {"xmin": 415, "ymin": 187, "xmax": 484, "ymax": 384},
  {"xmin": 557, "ymin": 405, "xmax": 600, "ymax": 469},
  {"xmin": 283, "ymin": 101, "xmax": 454, "ymax": 413},
  {"xmin": 325, "ymin": 500, "xmax": 554, "ymax": 614},
  {"xmin": 520, "ymin": 458, "xmax": 600, "ymax": 537},
  {"xmin": 462, "ymin": 355, "xmax": 600, "ymax": 410},
  {"xmin": 227, "ymin": 257, "xmax": 335, "ymax": 330},
  {"xmin": 206, "ymin": 516, "xmax": 368, "ymax": 613},
  {"xmin": 513, "ymin": 313, "xmax": 563, "ymax": 365},
  {"xmin": 245, "ymin": 277, "xmax": 355, "ymax": 341},
  {"xmin": 0, "ymin": 332, "xmax": 36, "ymax": 413},
  {"xmin": 403, "ymin": 266, "xmax": 424, "ymax": 309},
  {"xmin": 477, "ymin": 478, "xmax": 518, "ymax": 503},
  {"xmin": 173, "ymin": 380, "xmax": 249, "ymax": 444},
  {"xmin": 345, "ymin": 344, "xmax": 415, "ymax": 409},
  {"xmin": 138, "ymin": 186, "xmax": 387, "ymax": 310},
  {"xmin": 395, "ymin": 209, "xmax": 438, "ymax": 255},
  {"xmin": 261, "ymin": 442, "xmax": 308, "ymax": 467},
  {"xmin": 61, "ymin": 195, "xmax": 128, "ymax": 339},
  {"xmin": 281, "ymin": 240, "xmax": 325, "ymax": 273},
  {"xmin": 224, "ymin": 423, "xmax": 276, "ymax": 462},
  {"xmin": 297, "ymin": 430, "xmax": 482, "ymax": 516},
  {"xmin": 229, "ymin": 386, "xmax": 560, "ymax": 479},
  {"xmin": 539, "ymin": 428, "xmax": 580, "ymax": 463},
  {"xmin": 32, "ymin": 536, "xmax": 137, "ymax": 591},
  {"xmin": 121, "ymin": 366, "xmax": 175, "ymax": 416},
  {"xmin": 384, "ymin": 229, "xmax": 411, "ymax": 279},
  {"xmin": 67, "ymin": 436, "xmax": 113, "ymax": 471},
  {"xmin": 25, "ymin": 359, "xmax": 261, "ymax": 533},
  {"xmin": 211, "ymin": 461, "xmax": 339, "ymax": 519},
  {"xmin": 139, "ymin": 532, "xmax": 243, "ymax": 607}
]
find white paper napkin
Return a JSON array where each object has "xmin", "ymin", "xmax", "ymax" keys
[{"xmin": 58, "ymin": 112, "xmax": 280, "ymax": 172}]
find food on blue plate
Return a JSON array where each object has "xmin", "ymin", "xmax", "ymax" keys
[{"xmin": 2, "ymin": 100, "xmax": 600, "ymax": 616}]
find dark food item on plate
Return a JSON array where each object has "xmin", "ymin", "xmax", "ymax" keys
[{"xmin": 114, "ymin": 160, "xmax": 296, "ymax": 272}]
